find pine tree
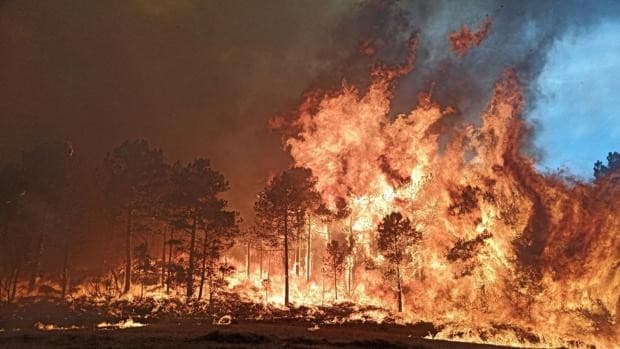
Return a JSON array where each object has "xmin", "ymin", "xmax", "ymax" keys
[
  {"xmin": 254, "ymin": 167, "xmax": 319, "ymax": 306},
  {"xmin": 377, "ymin": 212, "xmax": 422, "ymax": 312}
]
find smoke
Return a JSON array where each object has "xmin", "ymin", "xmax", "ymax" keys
[
  {"xmin": 1, "ymin": 0, "xmax": 619, "ymax": 221},
  {"xmin": 356, "ymin": 1, "xmax": 620, "ymax": 117},
  {"xmin": 272, "ymin": 0, "xmax": 620, "ymax": 170}
]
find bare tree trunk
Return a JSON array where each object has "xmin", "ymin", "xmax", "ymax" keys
[
  {"xmin": 111, "ymin": 268, "xmax": 120, "ymax": 296},
  {"xmin": 264, "ymin": 251, "xmax": 270, "ymax": 303},
  {"xmin": 207, "ymin": 255, "xmax": 215, "ymax": 315},
  {"xmin": 246, "ymin": 241, "xmax": 251, "ymax": 280},
  {"xmin": 10, "ymin": 265, "xmax": 20, "ymax": 303},
  {"xmin": 161, "ymin": 228, "xmax": 166, "ymax": 287},
  {"xmin": 396, "ymin": 264, "xmax": 402, "ymax": 312},
  {"xmin": 186, "ymin": 212, "xmax": 197, "ymax": 300},
  {"xmin": 123, "ymin": 209, "xmax": 132, "ymax": 294},
  {"xmin": 140, "ymin": 276, "xmax": 144, "ymax": 300},
  {"xmin": 99, "ymin": 228, "xmax": 109, "ymax": 279},
  {"xmin": 2, "ymin": 277, "xmax": 7, "ymax": 303},
  {"xmin": 306, "ymin": 215, "xmax": 311, "ymax": 282},
  {"xmin": 333, "ymin": 270, "xmax": 338, "ymax": 301},
  {"xmin": 166, "ymin": 230, "xmax": 174, "ymax": 293},
  {"xmin": 258, "ymin": 244, "xmax": 263, "ymax": 280},
  {"xmin": 347, "ymin": 216, "xmax": 354, "ymax": 295},
  {"xmin": 61, "ymin": 241, "xmax": 69, "ymax": 299},
  {"xmin": 283, "ymin": 209, "xmax": 290, "ymax": 306},
  {"xmin": 321, "ymin": 274, "xmax": 325, "ymax": 306},
  {"xmin": 198, "ymin": 230, "xmax": 208, "ymax": 300},
  {"xmin": 28, "ymin": 231, "xmax": 44, "ymax": 293},
  {"xmin": 295, "ymin": 223, "xmax": 301, "ymax": 277}
]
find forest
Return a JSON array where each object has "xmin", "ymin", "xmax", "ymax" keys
[
  {"xmin": 1, "ymin": 2, "xmax": 619, "ymax": 347},
  {"xmin": 0, "ymin": 138, "xmax": 438, "ymax": 311}
]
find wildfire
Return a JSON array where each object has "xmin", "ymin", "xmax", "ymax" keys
[
  {"xmin": 268, "ymin": 26, "xmax": 619, "ymax": 348},
  {"xmin": 1, "ymin": 13, "xmax": 617, "ymax": 349}
]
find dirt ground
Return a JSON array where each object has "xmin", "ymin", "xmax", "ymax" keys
[
  {"xmin": 0, "ymin": 298, "xmax": 547, "ymax": 348},
  {"xmin": 0, "ymin": 320, "xmax": 521, "ymax": 349}
]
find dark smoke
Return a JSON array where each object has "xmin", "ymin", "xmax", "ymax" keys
[{"xmin": 1, "ymin": 0, "xmax": 619, "ymax": 221}]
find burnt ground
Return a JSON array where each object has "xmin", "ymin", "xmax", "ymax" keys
[
  {"xmin": 0, "ymin": 297, "xmax": 538, "ymax": 348},
  {"xmin": 0, "ymin": 320, "xmax": 521, "ymax": 349}
]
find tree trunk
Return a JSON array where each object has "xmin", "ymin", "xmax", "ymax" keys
[
  {"xmin": 333, "ymin": 270, "xmax": 338, "ymax": 301},
  {"xmin": 258, "ymin": 244, "xmax": 263, "ymax": 280},
  {"xmin": 166, "ymin": 230, "xmax": 174, "ymax": 293},
  {"xmin": 295, "ymin": 223, "xmax": 301, "ymax": 277},
  {"xmin": 306, "ymin": 215, "xmax": 311, "ymax": 282},
  {"xmin": 207, "ymin": 255, "xmax": 215, "ymax": 315},
  {"xmin": 140, "ymin": 277, "xmax": 144, "ymax": 300},
  {"xmin": 198, "ymin": 230, "xmax": 208, "ymax": 300},
  {"xmin": 111, "ymin": 268, "xmax": 120, "ymax": 296},
  {"xmin": 28, "ymin": 231, "xmax": 44, "ymax": 293},
  {"xmin": 161, "ymin": 228, "xmax": 166, "ymax": 287},
  {"xmin": 396, "ymin": 264, "xmax": 403, "ymax": 312},
  {"xmin": 61, "ymin": 241, "xmax": 69, "ymax": 299},
  {"xmin": 186, "ymin": 212, "xmax": 198, "ymax": 299},
  {"xmin": 246, "ymin": 241, "xmax": 251, "ymax": 280},
  {"xmin": 347, "ymin": 216, "xmax": 354, "ymax": 295},
  {"xmin": 10, "ymin": 265, "xmax": 20, "ymax": 303},
  {"xmin": 123, "ymin": 210, "xmax": 132, "ymax": 294},
  {"xmin": 283, "ymin": 209, "xmax": 290, "ymax": 306}
]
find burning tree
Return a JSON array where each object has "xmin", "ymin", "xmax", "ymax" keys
[
  {"xmin": 21, "ymin": 141, "xmax": 77, "ymax": 293},
  {"xmin": 593, "ymin": 151, "xmax": 620, "ymax": 179},
  {"xmin": 323, "ymin": 239, "xmax": 346, "ymax": 301},
  {"xmin": 198, "ymin": 208, "xmax": 238, "ymax": 305},
  {"xmin": 133, "ymin": 242, "xmax": 158, "ymax": 299},
  {"xmin": 102, "ymin": 139, "xmax": 168, "ymax": 294},
  {"xmin": 377, "ymin": 212, "xmax": 422, "ymax": 312},
  {"xmin": 254, "ymin": 167, "xmax": 320, "ymax": 306},
  {"xmin": 0, "ymin": 164, "xmax": 28, "ymax": 303},
  {"xmin": 166, "ymin": 158, "xmax": 231, "ymax": 300}
]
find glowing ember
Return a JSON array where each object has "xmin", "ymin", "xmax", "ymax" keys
[
  {"xmin": 34, "ymin": 322, "xmax": 84, "ymax": 331},
  {"xmin": 96, "ymin": 319, "xmax": 146, "ymax": 329}
]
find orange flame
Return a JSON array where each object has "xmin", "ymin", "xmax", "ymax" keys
[
  {"xmin": 270, "ymin": 34, "xmax": 619, "ymax": 348},
  {"xmin": 450, "ymin": 17, "xmax": 492, "ymax": 57}
]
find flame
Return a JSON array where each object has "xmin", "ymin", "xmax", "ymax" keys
[
  {"xmin": 14, "ymin": 23, "xmax": 617, "ymax": 349},
  {"xmin": 96, "ymin": 318, "xmax": 146, "ymax": 329},
  {"xmin": 268, "ymin": 34, "xmax": 619, "ymax": 348},
  {"xmin": 449, "ymin": 16, "xmax": 493, "ymax": 57},
  {"xmin": 34, "ymin": 322, "xmax": 84, "ymax": 331}
]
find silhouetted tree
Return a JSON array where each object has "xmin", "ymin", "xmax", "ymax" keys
[
  {"xmin": 134, "ymin": 242, "xmax": 158, "ymax": 299},
  {"xmin": 164, "ymin": 233, "xmax": 184, "ymax": 293},
  {"xmin": 198, "ymin": 208, "xmax": 239, "ymax": 304},
  {"xmin": 166, "ymin": 158, "xmax": 230, "ymax": 300},
  {"xmin": 323, "ymin": 239, "xmax": 346, "ymax": 301},
  {"xmin": 593, "ymin": 151, "xmax": 620, "ymax": 179},
  {"xmin": 377, "ymin": 211, "xmax": 422, "ymax": 312},
  {"xmin": 102, "ymin": 140, "xmax": 167, "ymax": 294},
  {"xmin": 0, "ymin": 164, "xmax": 29, "ymax": 303},
  {"xmin": 21, "ymin": 141, "xmax": 74, "ymax": 292},
  {"xmin": 56, "ymin": 168, "xmax": 89, "ymax": 299},
  {"xmin": 240, "ymin": 225, "xmax": 259, "ymax": 280},
  {"xmin": 254, "ymin": 167, "xmax": 319, "ymax": 306}
]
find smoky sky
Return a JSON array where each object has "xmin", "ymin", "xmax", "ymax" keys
[{"xmin": 1, "ymin": 0, "xmax": 619, "ymax": 221}]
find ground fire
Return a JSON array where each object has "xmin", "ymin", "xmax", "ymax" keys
[{"xmin": 1, "ymin": 3, "xmax": 619, "ymax": 349}]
